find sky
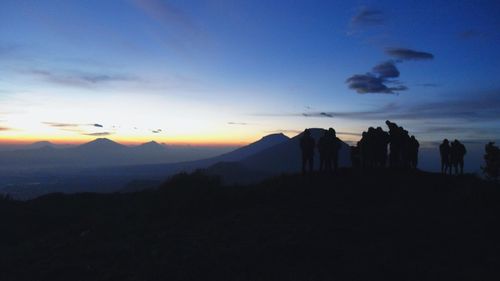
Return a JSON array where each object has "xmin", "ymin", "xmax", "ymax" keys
[{"xmin": 1, "ymin": 0, "xmax": 500, "ymax": 146}]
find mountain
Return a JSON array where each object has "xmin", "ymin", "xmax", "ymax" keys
[
  {"xmin": 214, "ymin": 133, "xmax": 289, "ymax": 162},
  {"xmin": 240, "ymin": 128, "xmax": 351, "ymax": 174},
  {"xmin": 26, "ymin": 141, "xmax": 56, "ymax": 150},
  {"xmin": 73, "ymin": 138, "xmax": 127, "ymax": 153},
  {"xmin": 131, "ymin": 141, "xmax": 167, "ymax": 153}
]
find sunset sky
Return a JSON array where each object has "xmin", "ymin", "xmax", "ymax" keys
[{"xmin": 1, "ymin": 0, "xmax": 499, "ymax": 146}]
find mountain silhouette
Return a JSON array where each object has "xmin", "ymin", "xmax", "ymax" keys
[
  {"xmin": 26, "ymin": 141, "xmax": 56, "ymax": 150},
  {"xmin": 73, "ymin": 138, "xmax": 127, "ymax": 153},
  {"xmin": 241, "ymin": 128, "xmax": 351, "ymax": 174},
  {"xmin": 131, "ymin": 141, "xmax": 168, "ymax": 154},
  {"xmin": 214, "ymin": 133, "xmax": 289, "ymax": 162}
]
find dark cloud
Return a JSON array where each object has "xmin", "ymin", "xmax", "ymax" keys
[
  {"xmin": 93, "ymin": 123, "xmax": 104, "ymax": 128},
  {"xmin": 385, "ymin": 48, "xmax": 434, "ymax": 60},
  {"xmin": 83, "ymin": 132, "xmax": 114, "ymax": 137},
  {"xmin": 152, "ymin": 129, "xmax": 162, "ymax": 133},
  {"xmin": 372, "ymin": 61, "xmax": 400, "ymax": 78},
  {"xmin": 227, "ymin": 122, "xmax": 248, "ymax": 125},
  {"xmin": 347, "ymin": 61, "xmax": 407, "ymax": 94},
  {"xmin": 42, "ymin": 122, "xmax": 80, "ymax": 128},
  {"xmin": 320, "ymin": 112, "xmax": 333, "ymax": 118},
  {"xmin": 27, "ymin": 69, "xmax": 137, "ymax": 88},
  {"xmin": 351, "ymin": 7, "xmax": 384, "ymax": 27},
  {"xmin": 346, "ymin": 73, "xmax": 407, "ymax": 94},
  {"xmin": 417, "ymin": 83, "xmax": 441, "ymax": 87}
]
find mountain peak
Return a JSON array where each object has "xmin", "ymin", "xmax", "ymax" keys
[
  {"xmin": 76, "ymin": 138, "xmax": 125, "ymax": 150},
  {"xmin": 133, "ymin": 140, "xmax": 167, "ymax": 152}
]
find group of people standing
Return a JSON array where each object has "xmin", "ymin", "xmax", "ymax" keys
[
  {"xmin": 351, "ymin": 120, "xmax": 419, "ymax": 169},
  {"xmin": 299, "ymin": 128, "xmax": 341, "ymax": 174},
  {"xmin": 439, "ymin": 139, "xmax": 467, "ymax": 175},
  {"xmin": 300, "ymin": 121, "xmax": 469, "ymax": 175}
]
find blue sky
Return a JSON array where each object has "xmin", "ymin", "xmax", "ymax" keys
[{"xmin": 1, "ymin": 0, "xmax": 499, "ymax": 146}]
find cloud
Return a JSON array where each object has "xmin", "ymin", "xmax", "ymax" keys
[
  {"xmin": 417, "ymin": 83, "xmax": 440, "ymax": 87},
  {"xmin": 152, "ymin": 129, "xmax": 162, "ymax": 133},
  {"xmin": 0, "ymin": 126, "xmax": 12, "ymax": 131},
  {"xmin": 256, "ymin": 91, "xmax": 500, "ymax": 123},
  {"xmin": 346, "ymin": 61, "xmax": 408, "ymax": 94},
  {"xmin": 350, "ymin": 7, "xmax": 384, "ymax": 27},
  {"xmin": 228, "ymin": 122, "xmax": 248, "ymax": 125},
  {"xmin": 83, "ymin": 132, "xmax": 114, "ymax": 136},
  {"xmin": 93, "ymin": 123, "xmax": 104, "ymax": 128},
  {"xmin": 385, "ymin": 48, "xmax": 434, "ymax": 60},
  {"xmin": 346, "ymin": 74, "xmax": 407, "ymax": 94},
  {"xmin": 372, "ymin": 61, "xmax": 400, "ymax": 78},
  {"xmin": 42, "ymin": 122, "xmax": 80, "ymax": 128},
  {"xmin": 27, "ymin": 69, "xmax": 137, "ymax": 88}
]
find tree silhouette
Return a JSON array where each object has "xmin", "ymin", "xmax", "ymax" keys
[{"xmin": 482, "ymin": 142, "xmax": 500, "ymax": 181}]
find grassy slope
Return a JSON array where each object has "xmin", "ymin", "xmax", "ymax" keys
[{"xmin": 1, "ymin": 170, "xmax": 499, "ymax": 281}]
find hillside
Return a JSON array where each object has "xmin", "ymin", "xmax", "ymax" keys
[{"xmin": 1, "ymin": 170, "xmax": 499, "ymax": 281}]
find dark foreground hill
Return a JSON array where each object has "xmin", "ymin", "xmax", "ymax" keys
[{"xmin": 1, "ymin": 170, "xmax": 499, "ymax": 281}]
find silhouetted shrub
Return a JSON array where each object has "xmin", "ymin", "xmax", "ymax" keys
[{"xmin": 482, "ymin": 142, "xmax": 500, "ymax": 181}]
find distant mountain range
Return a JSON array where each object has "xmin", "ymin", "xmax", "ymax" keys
[
  {"xmin": 0, "ymin": 129, "xmax": 353, "ymax": 199},
  {"xmin": 0, "ymin": 138, "xmax": 233, "ymax": 170}
]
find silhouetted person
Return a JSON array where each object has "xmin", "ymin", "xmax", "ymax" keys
[
  {"xmin": 440, "ymin": 139, "xmax": 451, "ymax": 174},
  {"xmin": 318, "ymin": 130, "xmax": 329, "ymax": 172},
  {"xmin": 386, "ymin": 120, "xmax": 401, "ymax": 168},
  {"xmin": 451, "ymin": 139, "xmax": 466, "ymax": 175},
  {"xmin": 327, "ymin": 128, "xmax": 341, "ymax": 172},
  {"xmin": 409, "ymin": 135, "xmax": 419, "ymax": 169},
  {"xmin": 375, "ymin": 127, "xmax": 389, "ymax": 167},
  {"xmin": 300, "ymin": 129, "xmax": 315, "ymax": 174}
]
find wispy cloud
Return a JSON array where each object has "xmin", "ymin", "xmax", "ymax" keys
[
  {"xmin": 417, "ymin": 83, "xmax": 441, "ymax": 87},
  {"xmin": 83, "ymin": 132, "xmax": 114, "ymax": 137},
  {"xmin": 385, "ymin": 48, "xmax": 434, "ymax": 60},
  {"xmin": 228, "ymin": 122, "xmax": 249, "ymax": 125},
  {"xmin": 255, "ymin": 91, "xmax": 500, "ymax": 123},
  {"xmin": 350, "ymin": 7, "xmax": 384, "ymax": 27},
  {"xmin": 0, "ymin": 126, "xmax": 12, "ymax": 131},
  {"xmin": 42, "ymin": 122, "xmax": 80, "ymax": 128},
  {"xmin": 152, "ymin": 129, "xmax": 163, "ymax": 133},
  {"xmin": 26, "ymin": 69, "xmax": 138, "ymax": 88}
]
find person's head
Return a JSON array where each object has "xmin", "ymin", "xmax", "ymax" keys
[
  {"xmin": 328, "ymin": 127, "xmax": 336, "ymax": 136},
  {"xmin": 443, "ymin": 138, "xmax": 449, "ymax": 144}
]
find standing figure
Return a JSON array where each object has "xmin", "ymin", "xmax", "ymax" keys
[
  {"xmin": 300, "ymin": 129, "xmax": 315, "ymax": 174},
  {"xmin": 439, "ymin": 139, "xmax": 451, "ymax": 174},
  {"xmin": 386, "ymin": 120, "xmax": 401, "ymax": 168},
  {"xmin": 451, "ymin": 139, "xmax": 466, "ymax": 175},
  {"xmin": 327, "ymin": 128, "xmax": 341, "ymax": 172}
]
